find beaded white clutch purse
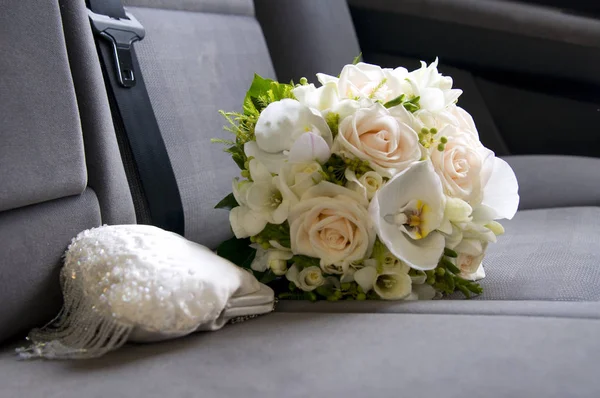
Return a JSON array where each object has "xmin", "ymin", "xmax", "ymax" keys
[{"xmin": 18, "ymin": 225, "xmax": 274, "ymax": 359}]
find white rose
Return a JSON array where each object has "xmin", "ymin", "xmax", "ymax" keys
[
  {"xmin": 345, "ymin": 169, "xmax": 384, "ymax": 201},
  {"xmin": 406, "ymin": 58, "xmax": 462, "ymax": 112},
  {"xmin": 250, "ymin": 247, "xmax": 293, "ymax": 276},
  {"xmin": 244, "ymin": 99, "xmax": 333, "ymax": 173},
  {"xmin": 430, "ymin": 125, "xmax": 494, "ymax": 204},
  {"xmin": 288, "ymin": 182, "xmax": 376, "ymax": 273},
  {"xmin": 285, "ymin": 265, "xmax": 324, "ymax": 292},
  {"xmin": 333, "ymin": 103, "xmax": 421, "ymax": 178}
]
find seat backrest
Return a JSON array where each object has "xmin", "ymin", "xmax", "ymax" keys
[{"xmin": 0, "ymin": 0, "xmax": 135, "ymax": 343}]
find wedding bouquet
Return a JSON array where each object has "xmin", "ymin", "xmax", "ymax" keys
[{"xmin": 214, "ymin": 58, "xmax": 519, "ymax": 301}]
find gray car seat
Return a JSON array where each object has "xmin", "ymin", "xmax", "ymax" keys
[{"xmin": 0, "ymin": 0, "xmax": 599, "ymax": 396}]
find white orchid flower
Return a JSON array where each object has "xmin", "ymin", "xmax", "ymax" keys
[
  {"xmin": 369, "ymin": 160, "xmax": 446, "ymax": 270},
  {"xmin": 244, "ymin": 99, "xmax": 333, "ymax": 173}
]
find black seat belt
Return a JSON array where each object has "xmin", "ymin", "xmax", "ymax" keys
[{"xmin": 86, "ymin": 0, "xmax": 185, "ymax": 236}]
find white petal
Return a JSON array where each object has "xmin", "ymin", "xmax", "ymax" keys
[
  {"xmin": 301, "ymin": 181, "xmax": 369, "ymax": 207},
  {"xmin": 250, "ymin": 248, "xmax": 269, "ymax": 272},
  {"xmin": 461, "ymin": 264, "xmax": 486, "ymax": 281},
  {"xmin": 481, "ymin": 157, "xmax": 519, "ymax": 220},
  {"xmin": 229, "ymin": 206, "xmax": 267, "ymax": 238},
  {"xmin": 316, "ymin": 73, "xmax": 339, "ymax": 86},
  {"xmin": 354, "ymin": 266, "xmax": 377, "ymax": 292},
  {"xmin": 340, "ymin": 268, "xmax": 356, "ymax": 284},
  {"xmin": 244, "ymin": 141, "xmax": 287, "ymax": 174},
  {"xmin": 288, "ymin": 132, "xmax": 331, "ymax": 165},
  {"xmin": 419, "ymin": 87, "xmax": 446, "ymax": 112},
  {"xmin": 412, "ymin": 283, "xmax": 437, "ymax": 300},
  {"xmin": 410, "ymin": 271, "xmax": 427, "ymax": 285},
  {"xmin": 249, "ymin": 159, "xmax": 273, "ymax": 183},
  {"xmin": 285, "ymin": 264, "xmax": 300, "ymax": 284}
]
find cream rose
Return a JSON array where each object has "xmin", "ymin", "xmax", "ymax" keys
[
  {"xmin": 288, "ymin": 182, "xmax": 376, "ymax": 273},
  {"xmin": 333, "ymin": 103, "xmax": 421, "ymax": 178},
  {"xmin": 430, "ymin": 125, "xmax": 494, "ymax": 204}
]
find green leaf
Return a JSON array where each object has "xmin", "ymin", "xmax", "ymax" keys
[
  {"xmin": 216, "ymin": 236, "xmax": 256, "ymax": 269},
  {"xmin": 214, "ymin": 193, "xmax": 239, "ymax": 210},
  {"xmin": 325, "ymin": 112, "xmax": 340, "ymax": 137},
  {"xmin": 258, "ymin": 270, "xmax": 277, "ymax": 284},
  {"xmin": 352, "ymin": 52, "xmax": 363, "ymax": 65},
  {"xmin": 383, "ymin": 94, "xmax": 405, "ymax": 108},
  {"xmin": 291, "ymin": 255, "xmax": 321, "ymax": 270},
  {"xmin": 443, "ymin": 248, "xmax": 458, "ymax": 258},
  {"xmin": 254, "ymin": 222, "xmax": 291, "ymax": 248},
  {"xmin": 440, "ymin": 257, "xmax": 461, "ymax": 275}
]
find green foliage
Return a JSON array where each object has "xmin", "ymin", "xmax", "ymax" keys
[
  {"xmin": 291, "ymin": 255, "xmax": 321, "ymax": 270},
  {"xmin": 214, "ymin": 193, "xmax": 239, "ymax": 210},
  {"xmin": 425, "ymin": 253, "xmax": 483, "ymax": 298},
  {"xmin": 216, "ymin": 236, "xmax": 256, "ymax": 270},
  {"xmin": 251, "ymin": 222, "xmax": 291, "ymax": 249},
  {"xmin": 403, "ymin": 96, "xmax": 421, "ymax": 113},
  {"xmin": 383, "ymin": 94, "xmax": 421, "ymax": 113},
  {"xmin": 352, "ymin": 52, "xmax": 363, "ymax": 65},
  {"xmin": 215, "ymin": 74, "xmax": 296, "ymax": 172},
  {"xmin": 326, "ymin": 112, "xmax": 340, "ymax": 138}
]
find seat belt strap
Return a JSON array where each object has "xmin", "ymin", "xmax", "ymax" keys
[{"xmin": 87, "ymin": 0, "xmax": 185, "ymax": 236}]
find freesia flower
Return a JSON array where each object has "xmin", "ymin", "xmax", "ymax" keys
[
  {"xmin": 354, "ymin": 265, "xmax": 412, "ymax": 300},
  {"xmin": 406, "ymin": 58, "xmax": 462, "ymax": 113},
  {"xmin": 345, "ymin": 169, "xmax": 384, "ymax": 201},
  {"xmin": 285, "ymin": 265, "xmax": 325, "ymax": 292},
  {"xmin": 250, "ymin": 247, "xmax": 293, "ymax": 276},
  {"xmin": 369, "ymin": 160, "xmax": 446, "ymax": 270},
  {"xmin": 229, "ymin": 159, "xmax": 293, "ymax": 238}
]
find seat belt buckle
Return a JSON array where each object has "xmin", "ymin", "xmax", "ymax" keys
[{"xmin": 87, "ymin": 9, "xmax": 145, "ymax": 88}]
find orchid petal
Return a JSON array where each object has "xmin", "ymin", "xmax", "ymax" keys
[
  {"xmin": 288, "ymin": 132, "xmax": 331, "ymax": 165},
  {"xmin": 369, "ymin": 161, "xmax": 446, "ymax": 270},
  {"xmin": 482, "ymin": 157, "xmax": 519, "ymax": 220}
]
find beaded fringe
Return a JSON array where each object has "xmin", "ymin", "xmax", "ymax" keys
[{"xmin": 16, "ymin": 270, "xmax": 133, "ymax": 360}]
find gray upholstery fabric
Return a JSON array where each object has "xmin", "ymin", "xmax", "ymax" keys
[
  {"xmin": 277, "ymin": 300, "xmax": 600, "ymax": 319},
  {"xmin": 128, "ymin": 7, "xmax": 275, "ymax": 248},
  {"xmin": 59, "ymin": 0, "xmax": 136, "ymax": 225},
  {"xmin": 348, "ymin": 0, "xmax": 600, "ymax": 48},
  {"xmin": 123, "ymin": 0, "xmax": 254, "ymax": 15},
  {"xmin": 255, "ymin": 0, "xmax": 361, "ymax": 82},
  {"xmin": 0, "ymin": 0, "xmax": 87, "ymax": 212},
  {"xmin": 466, "ymin": 207, "xmax": 600, "ymax": 301},
  {"xmin": 475, "ymin": 78, "xmax": 600, "ymax": 157},
  {"xmin": 2, "ymin": 312, "xmax": 600, "ymax": 397},
  {"xmin": 0, "ymin": 190, "xmax": 101, "ymax": 343},
  {"xmin": 349, "ymin": 1, "xmax": 600, "ymax": 87},
  {"xmin": 505, "ymin": 156, "xmax": 600, "ymax": 210}
]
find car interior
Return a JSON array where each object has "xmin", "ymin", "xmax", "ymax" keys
[{"xmin": 1, "ymin": 0, "xmax": 599, "ymax": 396}]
